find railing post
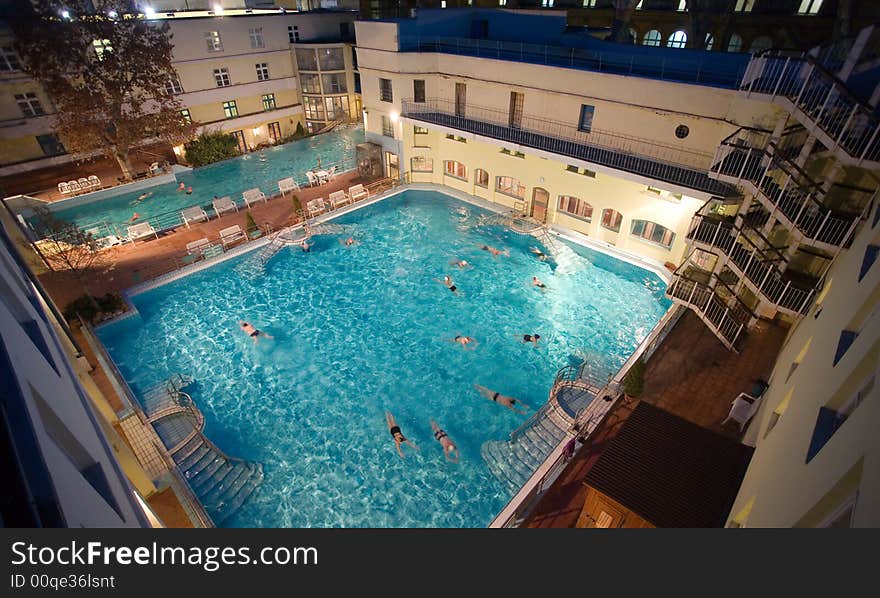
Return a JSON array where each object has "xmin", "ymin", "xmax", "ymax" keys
[
  {"xmin": 836, "ymin": 104, "xmax": 859, "ymax": 145},
  {"xmin": 859, "ymin": 125, "xmax": 880, "ymax": 163},
  {"xmin": 815, "ymin": 209, "xmax": 832, "ymax": 241},
  {"xmin": 793, "ymin": 64, "xmax": 815, "ymax": 107},
  {"xmin": 710, "ymin": 218, "xmax": 721, "ymax": 247},
  {"xmin": 771, "ymin": 57, "xmax": 790, "ymax": 99}
]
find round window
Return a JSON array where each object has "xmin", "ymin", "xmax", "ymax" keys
[{"xmin": 675, "ymin": 125, "xmax": 690, "ymax": 139}]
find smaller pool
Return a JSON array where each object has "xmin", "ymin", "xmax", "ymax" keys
[{"xmin": 35, "ymin": 125, "xmax": 365, "ymax": 234}]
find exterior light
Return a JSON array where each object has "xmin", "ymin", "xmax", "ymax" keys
[
  {"xmin": 214, "ymin": 4, "xmax": 224, "ymax": 15},
  {"xmin": 61, "ymin": 9, "xmax": 70, "ymax": 19},
  {"xmin": 252, "ymin": 127, "xmax": 260, "ymax": 135},
  {"xmin": 390, "ymin": 110, "xmax": 399, "ymax": 122},
  {"xmin": 144, "ymin": 6, "xmax": 156, "ymax": 19},
  {"xmin": 173, "ymin": 145, "xmax": 182, "ymax": 155},
  {"xmin": 107, "ymin": 10, "xmax": 117, "ymax": 18}
]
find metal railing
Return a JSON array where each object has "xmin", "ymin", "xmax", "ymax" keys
[
  {"xmin": 666, "ymin": 270, "xmax": 750, "ymax": 350},
  {"xmin": 402, "ymin": 98, "xmax": 734, "ymax": 196},
  {"xmin": 399, "ymin": 37, "xmax": 748, "ymax": 89},
  {"xmin": 740, "ymin": 51, "xmax": 880, "ymax": 163}
]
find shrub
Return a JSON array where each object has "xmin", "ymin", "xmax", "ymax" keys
[
  {"xmin": 294, "ymin": 121, "xmax": 306, "ymax": 139},
  {"xmin": 291, "ymin": 194, "xmax": 302, "ymax": 215},
  {"xmin": 183, "ymin": 131, "xmax": 240, "ymax": 167},
  {"xmin": 244, "ymin": 211, "xmax": 258, "ymax": 233},
  {"xmin": 63, "ymin": 292, "xmax": 124, "ymax": 324},
  {"xmin": 623, "ymin": 358, "xmax": 646, "ymax": 398}
]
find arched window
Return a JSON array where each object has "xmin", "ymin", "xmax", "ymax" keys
[
  {"xmin": 444, "ymin": 160, "xmax": 467, "ymax": 180},
  {"xmin": 496, "ymin": 176, "xmax": 525, "ymax": 198},
  {"xmin": 704, "ymin": 33, "xmax": 714, "ymax": 51},
  {"xmin": 601, "ymin": 209, "xmax": 623, "ymax": 233},
  {"xmin": 727, "ymin": 33, "xmax": 743, "ymax": 53},
  {"xmin": 667, "ymin": 30, "xmax": 688, "ymax": 49},
  {"xmin": 643, "ymin": 30, "xmax": 662, "ymax": 47},
  {"xmin": 474, "ymin": 168, "xmax": 489, "ymax": 187},
  {"xmin": 630, "ymin": 220, "xmax": 676, "ymax": 249},
  {"xmin": 749, "ymin": 36, "xmax": 772, "ymax": 53},
  {"xmin": 557, "ymin": 195, "xmax": 593, "ymax": 221}
]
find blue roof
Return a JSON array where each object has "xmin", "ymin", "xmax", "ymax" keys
[{"xmin": 395, "ymin": 9, "xmax": 750, "ymax": 89}]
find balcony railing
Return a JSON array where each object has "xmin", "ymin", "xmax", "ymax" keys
[
  {"xmin": 666, "ymin": 270, "xmax": 750, "ymax": 351},
  {"xmin": 710, "ymin": 128, "xmax": 861, "ymax": 247},
  {"xmin": 401, "ymin": 98, "xmax": 735, "ymax": 196},
  {"xmin": 740, "ymin": 51, "xmax": 880, "ymax": 163},
  {"xmin": 398, "ymin": 37, "xmax": 748, "ymax": 89},
  {"xmin": 686, "ymin": 214, "xmax": 816, "ymax": 314}
]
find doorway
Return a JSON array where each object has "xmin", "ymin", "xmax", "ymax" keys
[
  {"xmin": 231, "ymin": 130, "xmax": 247, "ymax": 153},
  {"xmin": 384, "ymin": 151, "xmax": 399, "ymax": 180},
  {"xmin": 509, "ymin": 91, "xmax": 523, "ymax": 129},
  {"xmin": 531, "ymin": 187, "xmax": 549, "ymax": 223},
  {"xmin": 455, "ymin": 83, "xmax": 466, "ymax": 117},
  {"xmin": 268, "ymin": 122, "xmax": 281, "ymax": 144}
]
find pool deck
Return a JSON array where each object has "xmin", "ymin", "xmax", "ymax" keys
[
  {"xmin": 522, "ymin": 310, "xmax": 787, "ymax": 528},
  {"xmin": 37, "ymin": 169, "xmax": 377, "ymax": 307}
]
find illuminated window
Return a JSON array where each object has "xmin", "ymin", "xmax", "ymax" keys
[
  {"xmin": 180, "ymin": 108, "xmax": 192, "ymax": 123},
  {"xmin": 798, "ymin": 0, "xmax": 823, "ymax": 15},
  {"xmin": 704, "ymin": 33, "xmax": 714, "ymax": 51},
  {"xmin": 496, "ymin": 176, "xmax": 525, "ymax": 198},
  {"xmin": 557, "ymin": 196, "xmax": 593, "ymax": 221},
  {"xmin": 414, "ymin": 125, "xmax": 429, "ymax": 135},
  {"xmin": 92, "ymin": 39, "xmax": 112, "ymax": 60},
  {"xmin": 411, "ymin": 156, "xmax": 433, "ymax": 172},
  {"xmin": 475, "ymin": 168, "xmax": 489, "ymax": 187},
  {"xmin": 601, "ymin": 209, "xmax": 623, "ymax": 232},
  {"xmin": 444, "ymin": 160, "xmax": 467, "ymax": 180},
  {"xmin": 643, "ymin": 30, "xmax": 662, "ymax": 47},
  {"xmin": 261, "ymin": 93, "xmax": 276, "ymax": 111},
  {"xmin": 583, "ymin": 0, "xmax": 597, "ymax": 6},
  {"xmin": 667, "ymin": 30, "xmax": 688, "ymax": 49},
  {"xmin": 727, "ymin": 33, "xmax": 743, "ymax": 53},
  {"xmin": 222, "ymin": 100, "xmax": 238, "ymax": 119},
  {"xmin": 205, "ymin": 31, "xmax": 223, "ymax": 52},
  {"xmin": 734, "ymin": 0, "xmax": 755, "ymax": 11}
]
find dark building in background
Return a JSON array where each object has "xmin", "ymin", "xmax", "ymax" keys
[{"xmin": 359, "ymin": 1, "xmax": 880, "ymax": 55}]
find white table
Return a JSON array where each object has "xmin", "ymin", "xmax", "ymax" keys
[{"xmin": 314, "ymin": 169, "xmax": 329, "ymax": 184}]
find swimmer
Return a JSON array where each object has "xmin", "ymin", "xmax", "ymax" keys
[
  {"xmin": 430, "ymin": 420, "xmax": 459, "ymax": 463},
  {"xmin": 178, "ymin": 182, "xmax": 186, "ymax": 192},
  {"xmin": 449, "ymin": 258, "xmax": 471, "ymax": 269},
  {"xmin": 474, "ymin": 384, "xmax": 530, "ymax": 414},
  {"xmin": 520, "ymin": 333, "xmax": 541, "ymax": 347},
  {"xmin": 133, "ymin": 191, "xmax": 152, "ymax": 204},
  {"xmin": 301, "ymin": 240, "xmax": 313, "ymax": 253},
  {"xmin": 339, "ymin": 236, "xmax": 358, "ymax": 247},
  {"xmin": 128, "ymin": 212, "xmax": 140, "ymax": 223},
  {"xmin": 529, "ymin": 246, "xmax": 548, "ymax": 261},
  {"xmin": 239, "ymin": 320, "xmax": 274, "ymax": 345},
  {"xmin": 385, "ymin": 411, "xmax": 419, "ymax": 459},
  {"xmin": 434, "ymin": 275, "xmax": 459, "ymax": 294},
  {"xmin": 449, "ymin": 335, "xmax": 477, "ymax": 349},
  {"xmin": 477, "ymin": 244, "xmax": 509, "ymax": 258},
  {"xmin": 532, "ymin": 276, "xmax": 547, "ymax": 290},
  {"xmin": 185, "ymin": 186, "xmax": 193, "ymax": 195}
]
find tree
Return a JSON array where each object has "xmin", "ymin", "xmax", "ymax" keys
[
  {"xmin": 12, "ymin": 1, "xmax": 196, "ymax": 180},
  {"xmin": 31, "ymin": 206, "xmax": 108, "ymax": 308}
]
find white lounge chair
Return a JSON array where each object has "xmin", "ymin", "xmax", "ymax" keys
[
  {"xmin": 67, "ymin": 180, "xmax": 81, "ymax": 194},
  {"xmin": 186, "ymin": 237, "xmax": 211, "ymax": 255},
  {"xmin": 219, "ymin": 225, "xmax": 246, "ymax": 248},
  {"xmin": 77, "ymin": 177, "xmax": 90, "ymax": 190},
  {"xmin": 306, "ymin": 198, "xmax": 327, "ymax": 218},
  {"xmin": 721, "ymin": 381, "xmax": 769, "ymax": 431},
  {"xmin": 278, "ymin": 177, "xmax": 300, "ymax": 196},
  {"xmin": 87, "ymin": 175, "xmax": 101, "ymax": 188},
  {"xmin": 149, "ymin": 161, "xmax": 161, "ymax": 174},
  {"xmin": 242, "ymin": 188, "xmax": 267, "ymax": 207},
  {"xmin": 326, "ymin": 165, "xmax": 337, "ymax": 181},
  {"xmin": 212, "ymin": 196, "xmax": 238, "ymax": 218},
  {"xmin": 328, "ymin": 190, "xmax": 350, "ymax": 210},
  {"xmin": 58, "ymin": 182, "xmax": 71, "ymax": 194},
  {"xmin": 127, "ymin": 222, "xmax": 158, "ymax": 242},
  {"xmin": 348, "ymin": 184, "xmax": 368, "ymax": 202},
  {"xmin": 85, "ymin": 227, "xmax": 121, "ymax": 249},
  {"xmin": 305, "ymin": 171, "xmax": 318, "ymax": 187},
  {"xmin": 181, "ymin": 206, "xmax": 209, "ymax": 228}
]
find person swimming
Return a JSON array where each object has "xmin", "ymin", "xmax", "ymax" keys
[
  {"xmin": 178, "ymin": 182, "xmax": 186, "ymax": 192},
  {"xmin": 185, "ymin": 186, "xmax": 193, "ymax": 195},
  {"xmin": 132, "ymin": 191, "xmax": 152, "ymax": 204},
  {"xmin": 340, "ymin": 236, "xmax": 357, "ymax": 246},
  {"xmin": 386, "ymin": 411, "xmax": 419, "ymax": 459},
  {"xmin": 474, "ymin": 384, "xmax": 530, "ymax": 414},
  {"xmin": 440, "ymin": 275, "xmax": 458, "ymax": 293},
  {"xmin": 521, "ymin": 333, "xmax": 541, "ymax": 346},
  {"xmin": 529, "ymin": 246, "xmax": 548, "ymax": 261},
  {"xmin": 532, "ymin": 276, "xmax": 547, "ymax": 290},
  {"xmin": 450, "ymin": 335, "xmax": 477, "ymax": 349},
  {"xmin": 128, "ymin": 212, "xmax": 140, "ymax": 223},
  {"xmin": 431, "ymin": 420, "xmax": 459, "ymax": 463},
  {"xmin": 478, "ymin": 244, "xmax": 509, "ymax": 258},
  {"xmin": 239, "ymin": 320, "xmax": 274, "ymax": 345},
  {"xmin": 449, "ymin": 259, "xmax": 471, "ymax": 269}
]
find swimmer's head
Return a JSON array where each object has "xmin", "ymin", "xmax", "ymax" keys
[{"xmin": 461, "ymin": 260, "xmax": 468, "ymax": 266}]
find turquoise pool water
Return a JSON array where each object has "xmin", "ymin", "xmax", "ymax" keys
[
  {"xmin": 40, "ymin": 125, "xmax": 364, "ymax": 233},
  {"xmin": 97, "ymin": 191, "xmax": 670, "ymax": 527}
]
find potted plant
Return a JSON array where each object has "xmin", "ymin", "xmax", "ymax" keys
[
  {"xmin": 623, "ymin": 358, "xmax": 646, "ymax": 401},
  {"xmin": 244, "ymin": 211, "xmax": 261, "ymax": 239}
]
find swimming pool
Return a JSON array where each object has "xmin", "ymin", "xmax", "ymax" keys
[
  {"xmin": 39, "ymin": 125, "xmax": 364, "ymax": 234},
  {"xmin": 97, "ymin": 190, "xmax": 670, "ymax": 527}
]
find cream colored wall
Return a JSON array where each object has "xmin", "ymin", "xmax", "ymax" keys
[
  {"xmin": 403, "ymin": 126, "xmax": 703, "ymax": 266},
  {"xmin": 174, "ymin": 52, "xmax": 296, "ymax": 94},
  {"xmin": 728, "ymin": 208, "xmax": 880, "ymax": 527},
  {"xmin": 0, "ymin": 136, "xmax": 46, "ymax": 164}
]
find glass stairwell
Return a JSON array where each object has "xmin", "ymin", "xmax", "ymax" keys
[{"xmin": 142, "ymin": 375, "xmax": 264, "ymax": 525}]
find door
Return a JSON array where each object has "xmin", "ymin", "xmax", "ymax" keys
[
  {"xmin": 455, "ymin": 83, "xmax": 466, "ymax": 118},
  {"xmin": 531, "ymin": 187, "xmax": 549, "ymax": 223},
  {"xmin": 231, "ymin": 130, "xmax": 247, "ymax": 153},
  {"xmin": 508, "ymin": 91, "xmax": 524, "ymax": 130},
  {"xmin": 268, "ymin": 122, "xmax": 281, "ymax": 143},
  {"xmin": 384, "ymin": 151, "xmax": 399, "ymax": 180}
]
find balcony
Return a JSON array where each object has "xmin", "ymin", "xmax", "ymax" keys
[
  {"xmin": 740, "ymin": 52, "xmax": 880, "ymax": 165},
  {"xmin": 710, "ymin": 127, "xmax": 865, "ymax": 248},
  {"xmin": 401, "ymin": 98, "xmax": 735, "ymax": 196}
]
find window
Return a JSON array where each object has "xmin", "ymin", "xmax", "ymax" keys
[
  {"xmin": 36, "ymin": 133, "xmax": 64, "ymax": 156},
  {"xmin": 180, "ymin": 108, "xmax": 192, "ymax": 123},
  {"xmin": 381, "ymin": 115, "xmax": 394, "ymax": 137},
  {"xmin": 750, "ymin": 36, "xmax": 772, "ymax": 53},
  {"xmin": 446, "ymin": 134, "xmax": 466, "ymax": 143},
  {"xmin": 295, "ymin": 48, "xmax": 318, "ymax": 71},
  {"xmin": 0, "ymin": 46, "xmax": 21, "ymax": 71},
  {"xmin": 475, "ymin": 169, "xmax": 489, "ymax": 187},
  {"xmin": 326, "ymin": 96, "xmax": 350, "ymax": 120},
  {"xmin": 601, "ymin": 209, "xmax": 623, "ymax": 232},
  {"xmin": 441, "ymin": 0, "xmax": 447, "ymax": 7},
  {"xmin": 499, "ymin": 148, "xmax": 524, "ymax": 158},
  {"xmin": 322, "ymin": 73, "xmax": 347, "ymax": 93},
  {"xmin": 444, "ymin": 160, "xmax": 467, "ymax": 180},
  {"xmin": 635, "ymin": 0, "xmax": 643, "ymax": 8},
  {"xmin": 414, "ymin": 125, "xmax": 429, "ymax": 135},
  {"xmin": 557, "ymin": 195, "xmax": 593, "ymax": 221},
  {"xmin": 411, "ymin": 156, "xmax": 433, "ymax": 172},
  {"xmin": 630, "ymin": 220, "xmax": 676, "ymax": 249},
  {"xmin": 92, "ymin": 39, "xmax": 112, "ymax": 60},
  {"xmin": 301, "ymin": 73, "xmax": 321, "ymax": 94},
  {"xmin": 249, "ymin": 27, "xmax": 264, "ymax": 49},
  {"xmin": 677, "ymin": 0, "xmax": 687, "ymax": 9},
  {"xmin": 675, "ymin": 125, "xmax": 690, "ymax": 139},
  {"xmin": 496, "ymin": 176, "xmax": 525, "ymax": 198},
  {"xmin": 262, "ymin": 93, "xmax": 276, "ymax": 111},
  {"xmin": 213, "ymin": 68, "xmax": 231, "ymax": 87},
  {"xmin": 734, "ymin": 0, "xmax": 755, "ymax": 11},
  {"xmin": 205, "ymin": 31, "xmax": 223, "ymax": 52},
  {"xmin": 727, "ymin": 33, "xmax": 743, "ymax": 53},
  {"xmin": 541, "ymin": 0, "xmax": 554, "ymax": 6},
  {"xmin": 288, "ymin": 25, "xmax": 300, "ymax": 43},
  {"xmin": 643, "ymin": 30, "xmax": 662, "ymax": 47},
  {"xmin": 304, "ymin": 96, "xmax": 325, "ymax": 121},
  {"xmin": 578, "ymin": 105, "xmax": 595, "ymax": 133},
  {"xmin": 667, "ymin": 31, "xmax": 688, "ymax": 49},
  {"xmin": 256, "ymin": 63, "xmax": 270, "ymax": 81},
  {"xmin": 318, "ymin": 47, "xmax": 345, "ymax": 70},
  {"xmin": 797, "ymin": 0, "xmax": 823, "ymax": 15},
  {"xmin": 413, "ymin": 79, "xmax": 426, "ymax": 103},
  {"xmin": 582, "ymin": 0, "xmax": 596, "ymax": 6},
  {"xmin": 15, "ymin": 93, "xmax": 44, "ymax": 117},
  {"xmin": 223, "ymin": 100, "xmax": 238, "ymax": 119},
  {"xmin": 858, "ymin": 244, "xmax": 879, "ymax": 281},
  {"xmin": 379, "ymin": 78, "xmax": 393, "ymax": 103},
  {"xmin": 165, "ymin": 77, "xmax": 183, "ymax": 95},
  {"xmin": 498, "ymin": 0, "xmax": 506, "ymax": 5},
  {"xmin": 704, "ymin": 33, "xmax": 714, "ymax": 51}
]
